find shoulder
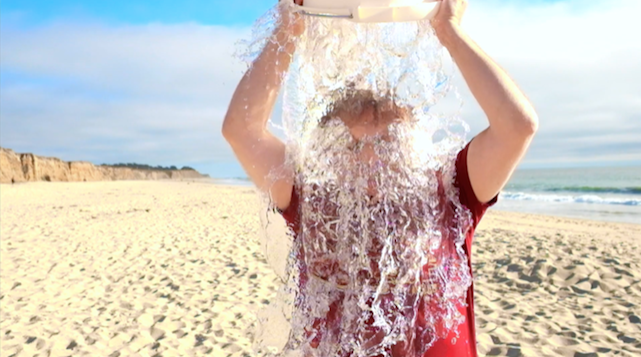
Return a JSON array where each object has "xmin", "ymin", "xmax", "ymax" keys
[{"xmin": 454, "ymin": 140, "xmax": 498, "ymax": 227}]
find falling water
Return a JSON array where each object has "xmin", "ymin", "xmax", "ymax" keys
[{"xmin": 237, "ymin": 2, "xmax": 474, "ymax": 356}]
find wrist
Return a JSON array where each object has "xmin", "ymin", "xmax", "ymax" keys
[
  {"xmin": 434, "ymin": 21, "xmax": 463, "ymax": 49},
  {"xmin": 273, "ymin": 26, "xmax": 298, "ymax": 55}
]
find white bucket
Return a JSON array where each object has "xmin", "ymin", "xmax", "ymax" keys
[{"xmin": 295, "ymin": 0, "xmax": 440, "ymax": 23}]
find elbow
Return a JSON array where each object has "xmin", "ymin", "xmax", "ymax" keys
[
  {"xmin": 517, "ymin": 118, "xmax": 538, "ymax": 138},
  {"xmin": 222, "ymin": 114, "xmax": 261, "ymax": 145},
  {"xmin": 523, "ymin": 112, "xmax": 539, "ymax": 136},
  {"xmin": 515, "ymin": 108, "xmax": 539, "ymax": 138},
  {"xmin": 493, "ymin": 112, "xmax": 538, "ymax": 140},
  {"xmin": 221, "ymin": 114, "xmax": 239, "ymax": 142},
  {"xmin": 221, "ymin": 119, "xmax": 232, "ymax": 141}
]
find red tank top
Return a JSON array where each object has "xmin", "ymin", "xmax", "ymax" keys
[{"xmin": 279, "ymin": 141, "xmax": 498, "ymax": 357}]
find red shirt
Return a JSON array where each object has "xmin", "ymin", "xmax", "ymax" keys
[{"xmin": 279, "ymin": 141, "xmax": 498, "ymax": 357}]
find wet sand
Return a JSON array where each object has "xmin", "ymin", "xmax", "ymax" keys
[{"xmin": 1, "ymin": 181, "xmax": 639, "ymax": 357}]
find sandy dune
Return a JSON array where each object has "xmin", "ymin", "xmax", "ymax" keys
[{"xmin": 1, "ymin": 181, "xmax": 639, "ymax": 356}]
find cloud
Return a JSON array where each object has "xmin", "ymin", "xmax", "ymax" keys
[
  {"xmin": 1, "ymin": 21, "xmax": 254, "ymax": 174},
  {"xmin": 1, "ymin": 0, "xmax": 640, "ymax": 176},
  {"xmin": 1, "ymin": 22, "xmax": 250, "ymax": 102},
  {"xmin": 457, "ymin": 0, "xmax": 641, "ymax": 166}
]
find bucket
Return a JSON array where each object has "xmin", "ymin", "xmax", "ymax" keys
[{"xmin": 295, "ymin": 0, "xmax": 440, "ymax": 23}]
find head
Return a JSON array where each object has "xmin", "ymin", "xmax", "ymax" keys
[
  {"xmin": 320, "ymin": 87, "xmax": 411, "ymax": 141},
  {"xmin": 318, "ymin": 86, "xmax": 412, "ymax": 166}
]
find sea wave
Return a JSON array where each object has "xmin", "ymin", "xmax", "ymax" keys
[
  {"xmin": 544, "ymin": 186, "xmax": 641, "ymax": 195},
  {"xmin": 213, "ymin": 178, "xmax": 254, "ymax": 186},
  {"xmin": 500, "ymin": 191, "xmax": 641, "ymax": 206}
]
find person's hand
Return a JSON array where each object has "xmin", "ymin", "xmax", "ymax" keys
[
  {"xmin": 277, "ymin": 0, "xmax": 305, "ymax": 39},
  {"xmin": 430, "ymin": 0, "xmax": 468, "ymax": 35}
]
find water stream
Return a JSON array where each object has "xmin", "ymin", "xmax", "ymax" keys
[{"xmin": 237, "ymin": 3, "xmax": 476, "ymax": 356}]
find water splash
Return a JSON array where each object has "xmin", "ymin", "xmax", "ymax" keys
[{"xmin": 237, "ymin": 2, "xmax": 474, "ymax": 356}]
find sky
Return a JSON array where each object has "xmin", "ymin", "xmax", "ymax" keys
[{"xmin": 1, "ymin": 0, "xmax": 640, "ymax": 178}]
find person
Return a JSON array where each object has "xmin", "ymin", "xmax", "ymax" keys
[{"xmin": 222, "ymin": 0, "xmax": 538, "ymax": 356}]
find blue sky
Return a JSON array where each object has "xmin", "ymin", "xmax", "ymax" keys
[
  {"xmin": 2, "ymin": 0, "xmax": 640, "ymax": 178},
  {"xmin": 1, "ymin": 0, "xmax": 271, "ymax": 26}
]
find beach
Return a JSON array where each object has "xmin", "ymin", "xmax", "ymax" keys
[{"xmin": 1, "ymin": 181, "xmax": 639, "ymax": 357}]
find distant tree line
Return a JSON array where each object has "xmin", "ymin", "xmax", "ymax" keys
[{"xmin": 99, "ymin": 163, "xmax": 196, "ymax": 171}]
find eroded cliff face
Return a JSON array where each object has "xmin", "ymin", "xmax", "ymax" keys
[
  {"xmin": 0, "ymin": 148, "xmax": 25, "ymax": 183},
  {"xmin": 0, "ymin": 148, "xmax": 208, "ymax": 183}
]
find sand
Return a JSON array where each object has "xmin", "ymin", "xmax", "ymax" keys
[{"xmin": 1, "ymin": 181, "xmax": 639, "ymax": 357}]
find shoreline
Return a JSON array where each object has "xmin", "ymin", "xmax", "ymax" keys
[
  {"xmin": 198, "ymin": 178, "xmax": 641, "ymax": 225},
  {"xmin": 491, "ymin": 200, "xmax": 640, "ymax": 226},
  {"xmin": 4, "ymin": 179, "xmax": 637, "ymax": 226}
]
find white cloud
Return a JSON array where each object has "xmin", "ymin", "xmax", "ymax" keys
[
  {"xmin": 0, "ymin": 22, "xmax": 251, "ymax": 173},
  {"xmin": 454, "ymin": 0, "xmax": 641, "ymax": 166},
  {"xmin": 1, "ymin": 22, "xmax": 250, "ymax": 99},
  {"xmin": 1, "ymin": 0, "xmax": 640, "ymax": 175}
]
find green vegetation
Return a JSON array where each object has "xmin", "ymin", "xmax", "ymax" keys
[{"xmin": 99, "ymin": 163, "xmax": 196, "ymax": 171}]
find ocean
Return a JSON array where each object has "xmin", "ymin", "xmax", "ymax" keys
[
  {"xmin": 214, "ymin": 166, "xmax": 641, "ymax": 225},
  {"xmin": 496, "ymin": 166, "xmax": 640, "ymax": 225}
]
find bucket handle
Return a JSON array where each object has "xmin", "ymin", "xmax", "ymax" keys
[
  {"xmin": 299, "ymin": 9, "xmax": 354, "ymax": 19},
  {"xmin": 295, "ymin": 6, "xmax": 353, "ymax": 19}
]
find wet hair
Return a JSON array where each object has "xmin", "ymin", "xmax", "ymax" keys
[{"xmin": 320, "ymin": 84, "xmax": 410, "ymax": 127}]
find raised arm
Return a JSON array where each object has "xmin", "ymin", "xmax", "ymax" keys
[
  {"xmin": 222, "ymin": 2, "xmax": 303, "ymax": 210},
  {"xmin": 432, "ymin": 0, "xmax": 539, "ymax": 203}
]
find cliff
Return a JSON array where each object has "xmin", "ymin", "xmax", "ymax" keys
[{"xmin": 0, "ymin": 147, "xmax": 209, "ymax": 184}]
